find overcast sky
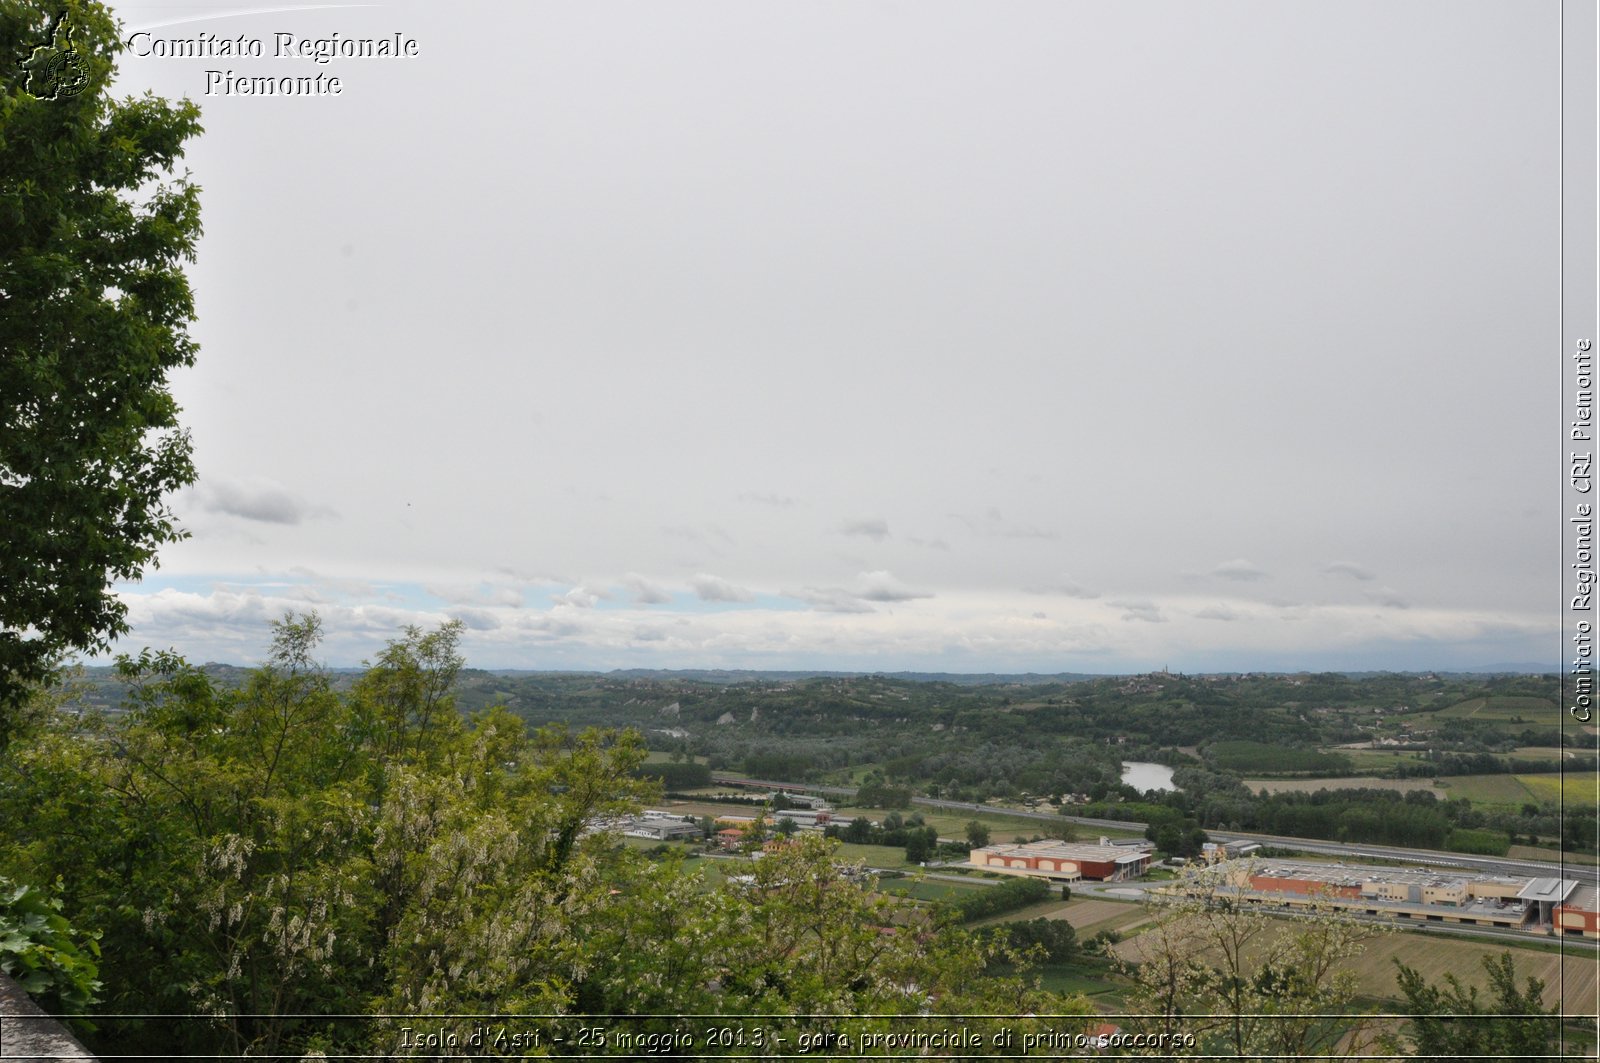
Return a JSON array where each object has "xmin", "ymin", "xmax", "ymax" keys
[{"xmin": 100, "ymin": 0, "xmax": 1560, "ymax": 673}]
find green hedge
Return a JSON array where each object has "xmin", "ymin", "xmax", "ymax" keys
[{"xmin": 949, "ymin": 876, "xmax": 1050, "ymax": 922}]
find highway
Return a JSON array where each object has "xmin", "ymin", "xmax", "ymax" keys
[{"xmin": 710, "ymin": 775, "xmax": 1600, "ymax": 885}]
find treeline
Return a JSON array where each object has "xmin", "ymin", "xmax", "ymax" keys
[
  {"xmin": 985, "ymin": 917, "xmax": 1078, "ymax": 965},
  {"xmin": 633, "ymin": 761, "xmax": 711, "ymax": 788},
  {"xmin": 948, "ymin": 876, "xmax": 1051, "ymax": 922},
  {"xmin": 1388, "ymin": 751, "xmax": 1600, "ymax": 777},
  {"xmin": 1131, "ymin": 769, "xmax": 1512, "ymax": 854},
  {"xmin": 1203, "ymin": 740, "xmax": 1353, "ymax": 776},
  {"xmin": 824, "ymin": 813, "xmax": 945, "ymax": 863}
]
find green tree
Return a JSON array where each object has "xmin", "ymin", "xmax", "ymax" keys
[
  {"xmin": 0, "ymin": 615, "xmax": 653, "ymax": 1057},
  {"xmin": 965, "ymin": 819, "xmax": 990, "ymax": 848},
  {"xmin": 0, "ymin": 0, "xmax": 203, "ymax": 744},
  {"xmin": 1390, "ymin": 951, "xmax": 1558, "ymax": 1061},
  {"xmin": 1118, "ymin": 863, "xmax": 1384, "ymax": 1057},
  {"xmin": 904, "ymin": 826, "xmax": 933, "ymax": 864}
]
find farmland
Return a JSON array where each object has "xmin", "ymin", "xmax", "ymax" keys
[
  {"xmin": 1243, "ymin": 776, "xmax": 1447, "ymax": 798},
  {"xmin": 1115, "ymin": 917, "xmax": 1597, "ymax": 1014},
  {"xmin": 1342, "ymin": 934, "xmax": 1598, "ymax": 1015}
]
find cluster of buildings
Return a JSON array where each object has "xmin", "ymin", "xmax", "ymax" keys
[
  {"xmin": 609, "ymin": 792, "xmax": 840, "ymax": 847},
  {"xmin": 965, "ymin": 838, "xmax": 1600, "ymax": 940},
  {"xmin": 967, "ymin": 838, "xmax": 1156, "ymax": 882},
  {"xmin": 1195, "ymin": 858, "xmax": 1600, "ymax": 937},
  {"xmin": 612, "ymin": 810, "xmax": 703, "ymax": 842}
]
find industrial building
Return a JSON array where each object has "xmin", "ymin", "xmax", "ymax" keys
[
  {"xmin": 1189, "ymin": 858, "xmax": 1600, "ymax": 935},
  {"xmin": 968, "ymin": 839, "xmax": 1154, "ymax": 882}
]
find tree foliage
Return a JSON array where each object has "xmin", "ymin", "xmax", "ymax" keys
[
  {"xmin": 1117, "ymin": 863, "xmax": 1385, "ymax": 1058},
  {"xmin": 0, "ymin": 616, "xmax": 1098, "ymax": 1057},
  {"xmin": 0, "ymin": 876, "xmax": 100, "ymax": 1012},
  {"xmin": 0, "ymin": 0, "xmax": 203, "ymax": 745},
  {"xmin": 1390, "ymin": 950, "xmax": 1559, "ymax": 1062}
]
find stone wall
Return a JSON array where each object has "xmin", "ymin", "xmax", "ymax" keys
[{"xmin": 0, "ymin": 974, "xmax": 96, "ymax": 1061}]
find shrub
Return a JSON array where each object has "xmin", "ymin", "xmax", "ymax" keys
[{"xmin": 0, "ymin": 878, "xmax": 100, "ymax": 1012}]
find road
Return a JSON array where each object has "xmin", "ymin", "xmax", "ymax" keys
[{"xmin": 711, "ymin": 775, "xmax": 1600, "ymax": 885}]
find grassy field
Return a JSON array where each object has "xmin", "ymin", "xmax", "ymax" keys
[
  {"xmin": 830, "ymin": 806, "xmax": 1146, "ymax": 846},
  {"xmin": 1508, "ymin": 746, "xmax": 1580, "ymax": 763},
  {"xmin": 1034, "ymin": 962, "xmax": 1125, "ymax": 1002},
  {"xmin": 975, "ymin": 897, "xmax": 1154, "ymax": 938},
  {"xmin": 1429, "ymin": 771, "xmax": 1600, "ymax": 810},
  {"xmin": 641, "ymin": 750, "xmax": 708, "ymax": 764},
  {"xmin": 1517, "ymin": 772, "xmax": 1600, "ymax": 808},
  {"xmin": 1116, "ymin": 914, "xmax": 1597, "ymax": 1014},
  {"xmin": 1408, "ymin": 696, "xmax": 1587, "ymax": 741},
  {"xmin": 1433, "ymin": 696, "xmax": 1560, "ymax": 721},
  {"xmin": 830, "ymin": 842, "xmax": 916, "ymax": 869},
  {"xmin": 1338, "ymin": 748, "xmax": 1432, "ymax": 773},
  {"xmin": 1508, "ymin": 844, "xmax": 1600, "ymax": 866},
  {"xmin": 1345, "ymin": 933, "xmax": 1598, "ymax": 1014},
  {"xmin": 1049, "ymin": 899, "xmax": 1151, "ymax": 935},
  {"xmin": 1433, "ymin": 773, "xmax": 1542, "ymax": 806},
  {"xmin": 880, "ymin": 878, "xmax": 990, "ymax": 903},
  {"xmin": 1206, "ymin": 740, "xmax": 1351, "ymax": 775}
]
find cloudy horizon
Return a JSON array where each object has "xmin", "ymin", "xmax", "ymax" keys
[{"xmin": 97, "ymin": 0, "xmax": 1561, "ymax": 674}]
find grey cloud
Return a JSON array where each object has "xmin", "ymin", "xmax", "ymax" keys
[
  {"xmin": 1366, "ymin": 586, "xmax": 1410, "ymax": 609},
  {"xmin": 661, "ymin": 524, "xmax": 736, "ymax": 552},
  {"xmin": 1212, "ymin": 559, "xmax": 1269, "ymax": 582},
  {"xmin": 841, "ymin": 518, "xmax": 891, "ymax": 541},
  {"xmin": 621, "ymin": 574, "xmax": 673, "ymax": 604},
  {"xmin": 855, "ymin": 571, "xmax": 934, "ymax": 602},
  {"xmin": 691, "ymin": 573, "xmax": 754, "ymax": 602},
  {"xmin": 1194, "ymin": 604, "xmax": 1243, "ymax": 621},
  {"xmin": 193, "ymin": 479, "xmax": 328, "ymax": 525},
  {"xmin": 905, "ymin": 535, "xmax": 950, "ymax": 550},
  {"xmin": 494, "ymin": 566, "xmax": 574, "ymax": 586},
  {"xmin": 553, "ymin": 587, "xmax": 603, "ymax": 608},
  {"xmin": 1026, "ymin": 578, "xmax": 1099, "ymax": 599},
  {"xmin": 1324, "ymin": 561, "xmax": 1377, "ymax": 581},
  {"xmin": 449, "ymin": 608, "xmax": 502, "ymax": 631},
  {"xmin": 738, "ymin": 491, "xmax": 798, "ymax": 507},
  {"xmin": 425, "ymin": 583, "xmax": 525, "ymax": 608},
  {"xmin": 279, "ymin": 566, "xmax": 376, "ymax": 599},
  {"xmin": 1111, "ymin": 599, "xmax": 1166, "ymax": 623},
  {"xmin": 787, "ymin": 587, "xmax": 877, "ymax": 614},
  {"xmin": 950, "ymin": 509, "xmax": 1059, "ymax": 541}
]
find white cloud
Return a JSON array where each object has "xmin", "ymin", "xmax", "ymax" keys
[{"xmin": 105, "ymin": 580, "xmax": 1552, "ymax": 675}]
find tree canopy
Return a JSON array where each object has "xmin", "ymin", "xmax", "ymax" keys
[
  {"xmin": 0, "ymin": 0, "xmax": 203, "ymax": 744},
  {"xmin": 0, "ymin": 615, "xmax": 1092, "ymax": 1057}
]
